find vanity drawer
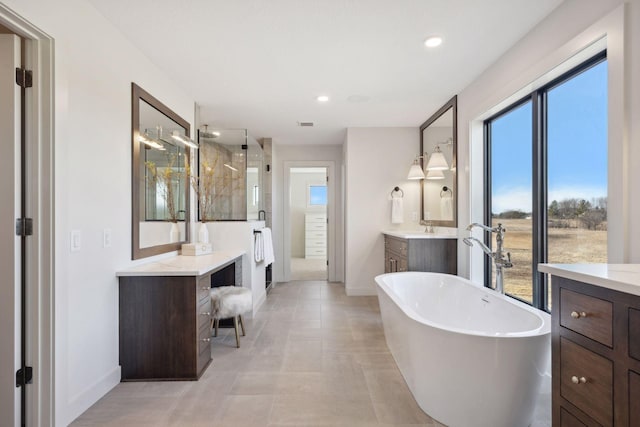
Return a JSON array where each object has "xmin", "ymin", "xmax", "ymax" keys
[
  {"xmin": 560, "ymin": 288, "xmax": 613, "ymax": 347},
  {"xmin": 198, "ymin": 298, "xmax": 212, "ymax": 330},
  {"xmin": 560, "ymin": 408, "xmax": 587, "ymax": 427},
  {"xmin": 385, "ymin": 237, "xmax": 407, "ymax": 256},
  {"xmin": 629, "ymin": 309, "xmax": 640, "ymax": 361},
  {"xmin": 197, "ymin": 325, "xmax": 211, "ymax": 372},
  {"xmin": 560, "ymin": 337, "xmax": 613, "ymax": 426},
  {"xmin": 197, "ymin": 276, "xmax": 211, "ymax": 302},
  {"xmin": 386, "ymin": 254, "xmax": 407, "ymax": 272},
  {"xmin": 630, "ymin": 370, "xmax": 640, "ymax": 427}
]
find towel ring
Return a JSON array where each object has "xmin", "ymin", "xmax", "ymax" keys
[
  {"xmin": 391, "ymin": 186, "xmax": 404, "ymax": 198},
  {"xmin": 440, "ymin": 186, "xmax": 453, "ymax": 198}
]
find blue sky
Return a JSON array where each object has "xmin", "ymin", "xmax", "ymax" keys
[{"xmin": 491, "ymin": 60, "xmax": 608, "ymax": 213}]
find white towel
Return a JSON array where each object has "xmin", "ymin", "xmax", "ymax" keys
[
  {"xmin": 261, "ymin": 227, "xmax": 275, "ymax": 266},
  {"xmin": 391, "ymin": 198, "xmax": 404, "ymax": 224},
  {"xmin": 441, "ymin": 195, "xmax": 453, "ymax": 220},
  {"xmin": 254, "ymin": 231, "xmax": 264, "ymax": 262}
]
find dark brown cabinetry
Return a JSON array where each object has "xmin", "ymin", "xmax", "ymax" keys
[
  {"xmin": 384, "ymin": 235, "xmax": 457, "ymax": 274},
  {"xmin": 118, "ymin": 256, "xmax": 241, "ymax": 381},
  {"xmin": 552, "ymin": 276, "xmax": 640, "ymax": 426},
  {"xmin": 119, "ymin": 275, "xmax": 213, "ymax": 381}
]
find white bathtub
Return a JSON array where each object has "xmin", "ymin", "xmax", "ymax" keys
[{"xmin": 375, "ymin": 272, "xmax": 550, "ymax": 427}]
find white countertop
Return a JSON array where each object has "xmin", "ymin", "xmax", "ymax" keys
[
  {"xmin": 538, "ymin": 263, "xmax": 640, "ymax": 297},
  {"xmin": 382, "ymin": 230, "xmax": 458, "ymax": 239},
  {"xmin": 117, "ymin": 249, "xmax": 245, "ymax": 277}
]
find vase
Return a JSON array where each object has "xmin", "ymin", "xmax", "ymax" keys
[
  {"xmin": 198, "ymin": 222, "xmax": 209, "ymax": 244},
  {"xmin": 169, "ymin": 222, "xmax": 180, "ymax": 243}
]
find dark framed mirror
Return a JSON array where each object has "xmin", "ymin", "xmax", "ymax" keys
[
  {"xmin": 420, "ymin": 95, "xmax": 457, "ymax": 228},
  {"xmin": 132, "ymin": 83, "xmax": 190, "ymax": 259}
]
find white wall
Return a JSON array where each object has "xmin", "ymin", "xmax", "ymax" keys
[
  {"xmin": 4, "ymin": 0, "xmax": 196, "ymax": 424},
  {"xmin": 208, "ymin": 221, "xmax": 266, "ymax": 317},
  {"xmin": 272, "ymin": 144, "xmax": 343, "ymax": 282},
  {"xmin": 344, "ymin": 128, "xmax": 421, "ymax": 295},
  {"xmin": 290, "ymin": 170, "xmax": 326, "ymax": 257},
  {"xmin": 456, "ymin": 0, "xmax": 639, "ymax": 282}
]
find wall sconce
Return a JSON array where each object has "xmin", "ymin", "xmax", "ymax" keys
[
  {"xmin": 426, "ymin": 169, "xmax": 445, "ymax": 180},
  {"xmin": 425, "ymin": 145, "xmax": 449, "ymax": 170},
  {"xmin": 407, "ymin": 157, "xmax": 426, "ymax": 180},
  {"xmin": 170, "ymin": 131, "xmax": 199, "ymax": 149}
]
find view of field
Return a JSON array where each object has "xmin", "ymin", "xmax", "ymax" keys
[{"xmin": 490, "ymin": 218, "xmax": 607, "ymax": 304}]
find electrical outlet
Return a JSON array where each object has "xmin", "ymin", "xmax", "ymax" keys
[
  {"xmin": 411, "ymin": 211, "xmax": 418, "ymax": 221},
  {"xmin": 70, "ymin": 230, "xmax": 81, "ymax": 252},
  {"xmin": 103, "ymin": 228, "xmax": 112, "ymax": 248}
]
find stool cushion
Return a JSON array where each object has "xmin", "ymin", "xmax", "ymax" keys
[{"xmin": 210, "ymin": 286, "xmax": 252, "ymax": 319}]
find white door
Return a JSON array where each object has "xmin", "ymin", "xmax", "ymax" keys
[{"xmin": 0, "ymin": 33, "xmax": 23, "ymax": 427}]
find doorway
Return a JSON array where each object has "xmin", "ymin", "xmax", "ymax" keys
[
  {"xmin": 0, "ymin": 6, "xmax": 55, "ymax": 427},
  {"xmin": 283, "ymin": 161, "xmax": 336, "ymax": 283},
  {"xmin": 289, "ymin": 167, "xmax": 328, "ymax": 280}
]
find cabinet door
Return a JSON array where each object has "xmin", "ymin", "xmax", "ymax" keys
[{"xmin": 631, "ymin": 370, "xmax": 640, "ymax": 427}]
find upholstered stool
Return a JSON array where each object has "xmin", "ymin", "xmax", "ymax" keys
[{"xmin": 210, "ymin": 286, "xmax": 252, "ymax": 348}]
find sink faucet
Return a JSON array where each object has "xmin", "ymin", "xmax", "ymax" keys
[{"xmin": 463, "ymin": 223, "xmax": 513, "ymax": 294}]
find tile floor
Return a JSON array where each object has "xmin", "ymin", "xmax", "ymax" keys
[{"xmin": 71, "ymin": 280, "xmax": 550, "ymax": 426}]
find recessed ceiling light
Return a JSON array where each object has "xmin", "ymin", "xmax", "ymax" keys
[
  {"xmin": 317, "ymin": 95, "xmax": 330, "ymax": 102},
  {"xmin": 424, "ymin": 36, "xmax": 443, "ymax": 48}
]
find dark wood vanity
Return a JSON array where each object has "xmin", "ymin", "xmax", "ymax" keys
[
  {"xmin": 383, "ymin": 233, "xmax": 457, "ymax": 274},
  {"xmin": 117, "ymin": 251, "xmax": 243, "ymax": 381},
  {"xmin": 540, "ymin": 264, "xmax": 640, "ymax": 427}
]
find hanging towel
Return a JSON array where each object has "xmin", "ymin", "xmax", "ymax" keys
[
  {"xmin": 441, "ymin": 194, "xmax": 453, "ymax": 220},
  {"xmin": 391, "ymin": 198, "xmax": 404, "ymax": 224},
  {"xmin": 262, "ymin": 227, "xmax": 275, "ymax": 266},
  {"xmin": 254, "ymin": 230, "xmax": 264, "ymax": 262}
]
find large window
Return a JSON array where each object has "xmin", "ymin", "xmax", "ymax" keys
[{"xmin": 485, "ymin": 53, "xmax": 607, "ymax": 310}]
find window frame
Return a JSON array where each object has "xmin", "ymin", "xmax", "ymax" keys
[{"xmin": 483, "ymin": 50, "xmax": 607, "ymax": 311}]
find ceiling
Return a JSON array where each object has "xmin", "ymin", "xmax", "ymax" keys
[{"xmin": 88, "ymin": 0, "xmax": 563, "ymax": 145}]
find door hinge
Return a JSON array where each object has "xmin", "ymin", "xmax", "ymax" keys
[
  {"xmin": 16, "ymin": 366, "xmax": 33, "ymax": 387},
  {"xmin": 326, "ymin": 260, "xmax": 329, "ymax": 266},
  {"xmin": 15, "ymin": 68, "xmax": 33, "ymax": 88},
  {"xmin": 326, "ymin": 176, "xmax": 329, "ymax": 182},
  {"xmin": 16, "ymin": 218, "xmax": 33, "ymax": 237}
]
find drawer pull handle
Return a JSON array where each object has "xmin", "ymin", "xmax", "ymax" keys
[
  {"xmin": 201, "ymin": 286, "xmax": 209, "ymax": 291},
  {"xmin": 570, "ymin": 311, "xmax": 587, "ymax": 319},
  {"xmin": 571, "ymin": 376, "xmax": 587, "ymax": 384},
  {"xmin": 201, "ymin": 338, "xmax": 211, "ymax": 342},
  {"xmin": 200, "ymin": 312, "xmax": 211, "ymax": 316}
]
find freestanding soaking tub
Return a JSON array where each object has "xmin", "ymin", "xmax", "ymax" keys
[{"xmin": 375, "ymin": 272, "xmax": 550, "ymax": 427}]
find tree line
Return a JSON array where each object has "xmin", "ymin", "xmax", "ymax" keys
[{"xmin": 493, "ymin": 197, "xmax": 607, "ymax": 230}]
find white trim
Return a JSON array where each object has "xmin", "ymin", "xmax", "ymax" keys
[
  {"xmin": 0, "ymin": 4, "xmax": 55, "ymax": 426},
  {"xmin": 466, "ymin": 5, "xmax": 626, "ymax": 283},
  {"xmin": 283, "ymin": 161, "xmax": 336, "ymax": 282},
  {"xmin": 66, "ymin": 366, "xmax": 120, "ymax": 420}
]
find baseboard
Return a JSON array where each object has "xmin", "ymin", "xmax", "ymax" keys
[
  {"xmin": 251, "ymin": 290, "xmax": 266, "ymax": 318},
  {"xmin": 346, "ymin": 287, "xmax": 377, "ymax": 296},
  {"xmin": 64, "ymin": 365, "xmax": 121, "ymax": 425}
]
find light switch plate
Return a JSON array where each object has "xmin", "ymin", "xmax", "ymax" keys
[
  {"xmin": 70, "ymin": 230, "xmax": 81, "ymax": 252},
  {"xmin": 103, "ymin": 228, "xmax": 112, "ymax": 248}
]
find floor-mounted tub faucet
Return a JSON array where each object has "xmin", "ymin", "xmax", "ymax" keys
[{"xmin": 463, "ymin": 223, "xmax": 513, "ymax": 294}]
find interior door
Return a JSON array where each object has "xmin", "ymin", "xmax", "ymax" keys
[{"xmin": 0, "ymin": 33, "xmax": 23, "ymax": 427}]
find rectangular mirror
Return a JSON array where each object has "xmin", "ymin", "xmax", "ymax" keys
[
  {"xmin": 132, "ymin": 83, "xmax": 191, "ymax": 259},
  {"xmin": 420, "ymin": 95, "xmax": 457, "ymax": 228}
]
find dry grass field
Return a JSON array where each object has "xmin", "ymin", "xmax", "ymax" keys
[{"xmin": 489, "ymin": 218, "xmax": 607, "ymax": 303}]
